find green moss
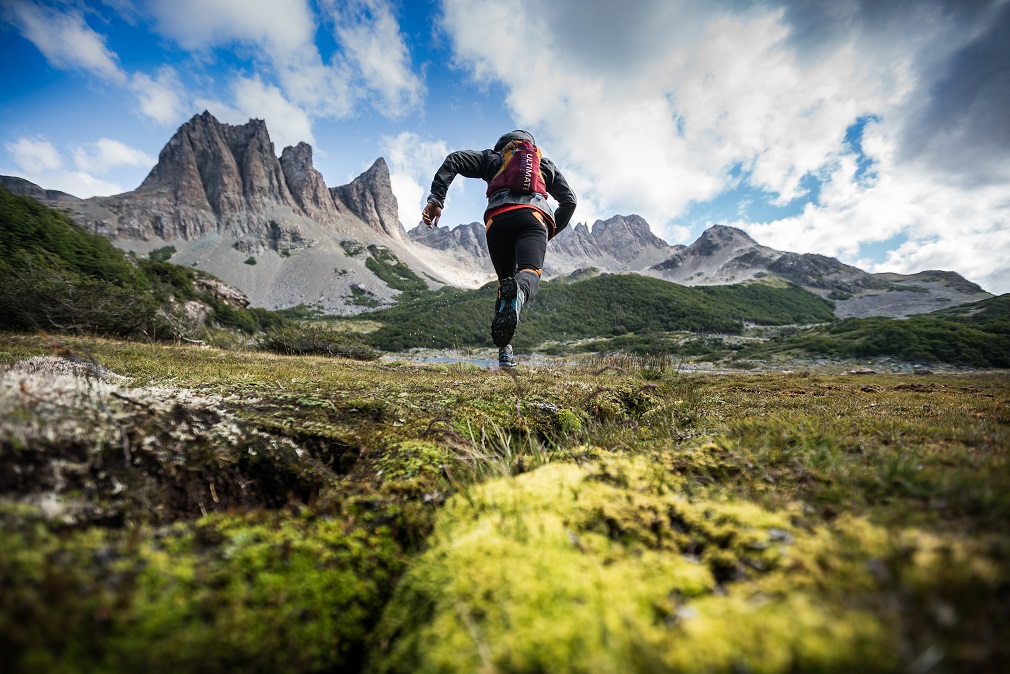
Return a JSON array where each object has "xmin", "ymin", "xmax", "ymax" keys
[
  {"xmin": 378, "ymin": 440, "xmax": 452, "ymax": 482},
  {"xmin": 0, "ymin": 508, "xmax": 404, "ymax": 673},
  {"xmin": 372, "ymin": 459, "xmax": 908, "ymax": 672},
  {"xmin": 373, "ymin": 456, "xmax": 1009, "ymax": 672},
  {"xmin": 2, "ymin": 335, "xmax": 1007, "ymax": 672},
  {"xmin": 555, "ymin": 408, "xmax": 583, "ymax": 433}
]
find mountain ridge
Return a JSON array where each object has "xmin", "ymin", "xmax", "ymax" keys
[{"xmin": 1, "ymin": 111, "xmax": 992, "ymax": 318}]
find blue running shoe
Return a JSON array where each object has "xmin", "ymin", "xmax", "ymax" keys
[
  {"xmin": 492, "ymin": 277, "xmax": 525, "ymax": 348},
  {"xmin": 498, "ymin": 345, "xmax": 516, "ymax": 368}
]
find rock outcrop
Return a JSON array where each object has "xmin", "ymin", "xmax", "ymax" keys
[
  {"xmin": 591, "ymin": 214, "xmax": 670, "ymax": 263},
  {"xmin": 124, "ymin": 111, "xmax": 296, "ymax": 239},
  {"xmin": 280, "ymin": 142, "xmax": 343, "ymax": 221},
  {"xmin": 549, "ymin": 222, "xmax": 607, "ymax": 260},
  {"xmin": 331, "ymin": 158, "xmax": 404, "ymax": 241},
  {"xmin": 44, "ymin": 112, "xmax": 404, "ymax": 248}
]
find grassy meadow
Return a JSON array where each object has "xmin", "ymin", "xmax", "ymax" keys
[{"xmin": 2, "ymin": 331, "xmax": 1008, "ymax": 672}]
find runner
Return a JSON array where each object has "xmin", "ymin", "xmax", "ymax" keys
[{"xmin": 421, "ymin": 130, "xmax": 577, "ymax": 367}]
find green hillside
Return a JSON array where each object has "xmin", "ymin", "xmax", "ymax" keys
[
  {"xmin": 0, "ymin": 188, "xmax": 351, "ymax": 352},
  {"xmin": 364, "ymin": 274, "xmax": 837, "ymax": 351},
  {"xmin": 0, "ymin": 186, "xmax": 139, "ymax": 286},
  {"xmin": 744, "ymin": 295, "xmax": 1010, "ymax": 367}
]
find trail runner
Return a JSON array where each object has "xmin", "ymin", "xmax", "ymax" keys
[{"xmin": 421, "ymin": 130, "xmax": 577, "ymax": 367}]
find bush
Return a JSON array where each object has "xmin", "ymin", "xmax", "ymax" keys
[
  {"xmin": 258, "ymin": 324, "xmax": 380, "ymax": 360},
  {"xmin": 0, "ymin": 189, "xmax": 292, "ymax": 343},
  {"xmin": 148, "ymin": 245, "xmax": 176, "ymax": 262},
  {"xmin": 0, "ymin": 187, "xmax": 140, "ymax": 287},
  {"xmin": 363, "ymin": 276, "xmax": 836, "ymax": 352},
  {"xmin": 365, "ymin": 245, "xmax": 428, "ymax": 295},
  {"xmin": 0, "ymin": 250, "xmax": 169, "ymax": 338}
]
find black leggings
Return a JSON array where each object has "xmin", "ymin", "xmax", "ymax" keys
[{"xmin": 485, "ymin": 208, "xmax": 547, "ymax": 301}]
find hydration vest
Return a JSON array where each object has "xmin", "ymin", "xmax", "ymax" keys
[{"xmin": 486, "ymin": 139, "xmax": 548, "ymax": 198}]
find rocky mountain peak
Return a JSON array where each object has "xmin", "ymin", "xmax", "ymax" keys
[
  {"xmin": 280, "ymin": 142, "xmax": 342, "ymax": 221},
  {"xmin": 137, "ymin": 111, "xmax": 293, "ymax": 222},
  {"xmin": 691, "ymin": 225, "xmax": 756, "ymax": 256},
  {"xmin": 591, "ymin": 214, "xmax": 669, "ymax": 262},
  {"xmin": 331, "ymin": 158, "xmax": 404, "ymax": 240}
]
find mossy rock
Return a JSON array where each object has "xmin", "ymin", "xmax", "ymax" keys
[{"xmin": 371, "ymin": 457, "xmax": 1003, "ymax": 673}]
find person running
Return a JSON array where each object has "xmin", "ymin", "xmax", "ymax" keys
[{"xmin": 421, "ymin": 130, "xmax": 577, "ymax": 367}]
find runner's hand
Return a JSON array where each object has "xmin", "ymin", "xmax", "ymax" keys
[{"xmin": 421, "ymin": 202, "xmax": 441, "ymax": 228}]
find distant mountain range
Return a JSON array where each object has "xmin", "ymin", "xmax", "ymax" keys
[
  {"xmin": 409, "ymin": 219, "xmax": 990, "ymax": 318},
  {"xmin": 2, "ymin": 111, "xmax": 993, "ymax": 317}
]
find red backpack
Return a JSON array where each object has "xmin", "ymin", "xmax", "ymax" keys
[{"xmin": 486, "ymin": 139, "xmax": 548, "ymax": 198}]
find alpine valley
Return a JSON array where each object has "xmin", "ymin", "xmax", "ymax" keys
[{"xmin": 1, "ymin": 112, "xmax": 993, "ymax": 317}]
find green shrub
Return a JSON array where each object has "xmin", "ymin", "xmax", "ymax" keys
[
  {"xmin": 148, "ymin": 245, "xmax": 177, "ymax": 262},
  {"xmin": 258, "ymin": 324, "xmax": 379, "ymax": 360},
  {"xmin": 0, "ymin": 250, "xmax": 168, "ymax": 338},
  {"xmin": 0, "ymin": 187, "xmax": 139, "ymax": 287},
  {"xmin": 739, "ymin": 296, "xmax": 1010, "ymax": 367},
  {"xmin": 0, "ymin": 189, "xmax": 291, "ymax": 342}
]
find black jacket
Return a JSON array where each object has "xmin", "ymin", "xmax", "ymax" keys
[{"xmin": 426, "ymin": 149, "xmax": 577, "ymax": 237}]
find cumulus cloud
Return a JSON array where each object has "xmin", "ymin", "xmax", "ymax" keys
[
  {"xmin": 439, "ymin": 0, "xmax": 891, "ymax": 228},
  {"xmin": 4, "ymin": 136, "xmax": 126, "ymax": 197},
  {"xmin": 131, "ymin": 67, "xmax": 187, "ymax": 125},
  {"xmin": 148, "ymin": 0, "xmax": 353, "ymax": 119},
  {"xmin": 6, "ymin": 136, "xmax": 65, "ymax": 174},
  {"xmin": 72, "ymin": 138, "xmax": 155, "ymax": 173},
  {"xmin": 147, "ymin": 0, "xmax": 315, "ymax": 53},
  {"xmin": 197, "ymin": 76, "xmax": 315, "ymax": 151},
  {"xmin": 328, "ymin": 0, "xmax": 425, "ymax": 117},
  {"xmin": 3, "ymin": 0, "xmax": 127, "ymax": 83},
  {"xmin": 739, "ymin": 120, "xmax": 1010, "ymax": 294},
  {"xmin": 438, "ymin": 0, "xmax": 1010, "ymax": 292},
  {"xmin": 148, "ymin": 0, "xmax": 422, "ymax": 121}
]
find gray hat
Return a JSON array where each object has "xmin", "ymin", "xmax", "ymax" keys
[{"xmin": 494, "ymin": 130, "xmax": 535, "ymax": 152}]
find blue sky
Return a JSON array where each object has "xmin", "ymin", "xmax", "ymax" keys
[{"xmin": 2, "ymin": 0, "xmax": 1009, "ymax": 293}]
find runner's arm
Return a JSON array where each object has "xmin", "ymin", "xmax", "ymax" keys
[
  {"xmin": 426, "ymin": 150, "xmax": 494, "ymax": 208},
  {"xmin": 542, "ymin": 158, "xmax": 577, "ymax": 235}
]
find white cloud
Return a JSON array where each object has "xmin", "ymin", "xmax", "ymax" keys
[
  {"xmin": 149, "ymin": 0, "xmax": 422, "ymax": 120},
  {"xmin": 131, "ymin": 67, "xmax": 187, "ymax": 125},
  {"xmin": 72, "ymin": 138, "xmax": 155, "ymax": 173},
  {"xmin": 3, "ymin": 1, "xmax": 127, "ymax": 83},
  {"xmin": 147, "ymin": 0, "xmax": 315, "ymax": 52},
  {"xmin": 328, "ymin": 0, "xmax": 425, "ymax": 117},
  {"xmin": 197, "ymin": 76, "xmax": 315, "ymax": 152},
  {"xmin": 148, "ymin": 0, "xmax": 355, "ymax": 118},
  {"xmin": 737, "ymin": 121, "xmax": 1010, "ymax": 294},
  {"xmin": 382, "ymin": 132, "xmax": 451, "ymax": 228},
  {"xmin": 438, "ymin": 0, "xmax": 912, "ymax": 226},
  {"xmin": 4, "ymin": 136, "xmax": 126, "ymax": 197},
  {"xmin": 7, "ymin": 136, "xmax": 65, "ymax": 174},
  {"xmin": 438, "ymin": 0, "xmax": 1010, "ymax": 291}
]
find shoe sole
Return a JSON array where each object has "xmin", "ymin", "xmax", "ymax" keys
[{"xmin": 491, "ymin": 278, "xmax": 518, "ymax": 348}]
